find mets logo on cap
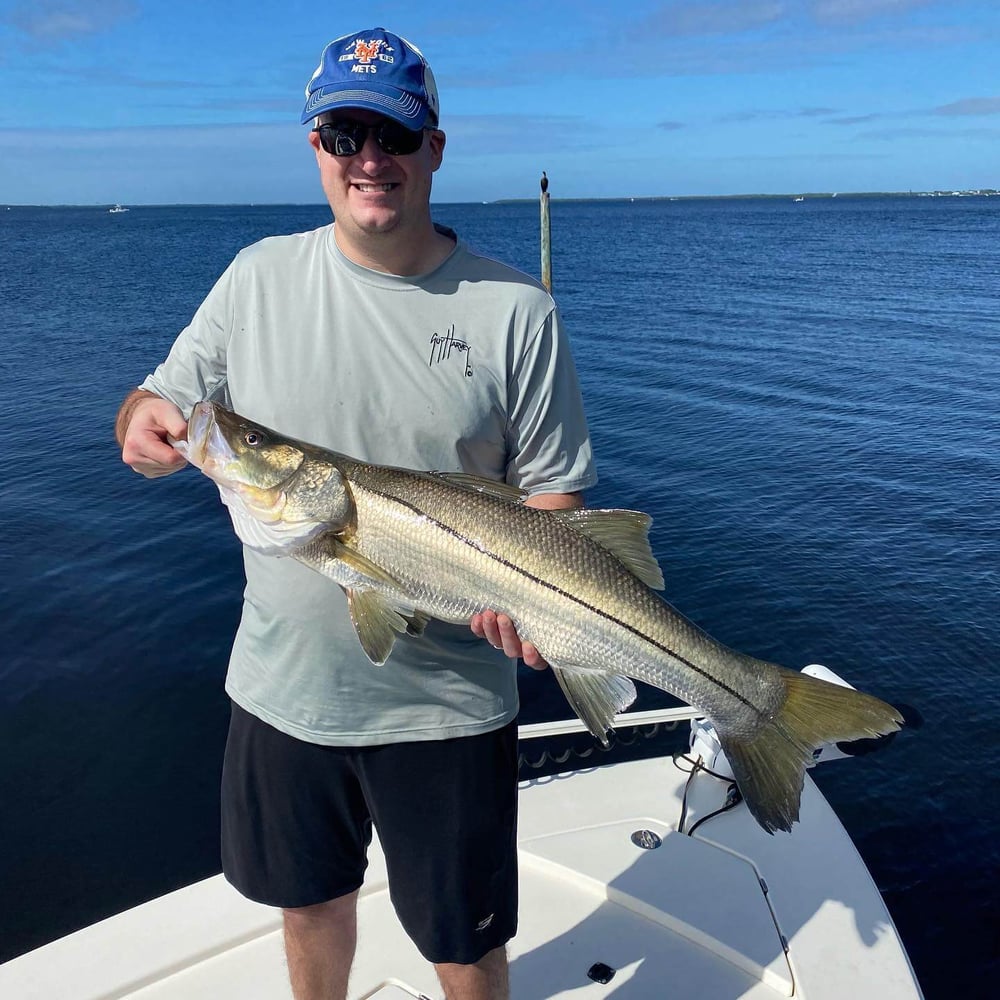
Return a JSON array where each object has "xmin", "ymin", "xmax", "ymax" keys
[{"xmin": 339, "ymin": 36, "xmax": 395, "ymax": 74}]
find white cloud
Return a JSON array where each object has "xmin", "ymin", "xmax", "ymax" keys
[
  {"xmin": 643, "ymin": 1, "xmax": 789, "ymax": 37},
  {"xmin": 933, "ymin": 96, "xmax": 1000, "ymax": 116},
  {"xmin": 3, "ymin": 1, "xmax": 137, "ymax": 42},
  {"xmin": 810, "ymin": 0, "xmax": 935, "ymax": 24}
]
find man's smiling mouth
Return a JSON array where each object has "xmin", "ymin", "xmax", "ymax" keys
[{"xmin": 353, "ymin": 183, "xmax": 398, "ymax": 193}]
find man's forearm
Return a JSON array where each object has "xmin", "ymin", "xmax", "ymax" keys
[
  {"xmin": 115, "ymin": 388, "xmax": 159, "ymax": 446},
  {"xmin": 525, "ymin": 491, "xmax": 584, "ymax": 511}
]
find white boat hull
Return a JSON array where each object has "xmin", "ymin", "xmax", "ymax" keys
[{"xmin": 0, "ymin": 741, "xmax": 921, "ymax": 999}]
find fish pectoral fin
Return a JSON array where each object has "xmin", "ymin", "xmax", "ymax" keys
[
  {"xmin": 550, "ymin": 508, "xmax": 665, "ymax": 590},
  {"xmin": 323, "ymin": 536, "xmax": 406, "ymax": 590},
  {"xmin": 346, "ymin": 589, "xmax": 415, "ymax": 665},
  {"xmin": 550, "ymin": 664, "xmax": 637, "ymax": 747},
  {"xmin": 434, "ymin": 471, "xmax": 527, "ymax": 503}
]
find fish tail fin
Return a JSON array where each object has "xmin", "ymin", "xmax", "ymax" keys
[{"xmin": 717, "ymin": 668, "xmax": 904, "ymax": 834}]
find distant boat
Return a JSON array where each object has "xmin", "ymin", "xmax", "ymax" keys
[
  {"xmin": 109, "ymin": 204, "xmax": 129, "ymax": 214},
  {"xmin": 793, "ymin": 196, "xmax": 805, "ymax": 202}
]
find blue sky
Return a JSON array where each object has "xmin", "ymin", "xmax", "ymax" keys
[{"xmin": 1, "ymin": 0, "xmax": 998, "ymax": 204}]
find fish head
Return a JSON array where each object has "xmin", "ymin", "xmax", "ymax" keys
[{"xmin": 183, "ymin": 401, "xmax": 354, "ymax": 554}]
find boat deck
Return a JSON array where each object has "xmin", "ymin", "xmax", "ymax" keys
[{"xmin": 0, "ymin": 748, "xmax": 921, "ymax": 999}]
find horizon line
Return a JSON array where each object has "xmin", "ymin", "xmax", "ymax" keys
[{"xmin": 4, "ymin": 188, "xmax": 998, "ymax": 209}]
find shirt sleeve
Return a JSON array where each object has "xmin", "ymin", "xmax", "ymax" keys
[
  {"xmin": 505, "ymin": 305, "xmax": 598, "ymax": 496},
  {"xmin": 139, "ymin": 260, "xmax": 236, "ymax": 415}
]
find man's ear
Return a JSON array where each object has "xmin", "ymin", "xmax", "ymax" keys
[{"xmin": 428, "ymin": 129, "xmax": 446, "ymax": 172}]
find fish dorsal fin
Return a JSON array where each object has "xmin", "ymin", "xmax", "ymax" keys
[
  {"xmin": 550, "ymin": 664, "xmax": 637, "ymax": 747},
  {"xmin": 552, "ymin": 508, "xmax": 665, "ymax": 590},
  {"xmin": 346, "ymin": 589, "xmax": 413, "ymax": 665},
  {"xmin": 436, "ymin": 472, "xmax": 527, "ymax": 503}
]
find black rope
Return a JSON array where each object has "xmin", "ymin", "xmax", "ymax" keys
[
  {"xmin": 517, "ymin": 719, "xmax": 680, "ymax": 772},
  {"xmin": 686, "ymin": 783, "xmax": 743, "ymax": 836},
  {"xmin": 672, "ymin": 751, "xmax": 743, "ymax": 835},
  {"xmin": 672, "ymin": 751, "xmax": 734, "ymax": 782}
]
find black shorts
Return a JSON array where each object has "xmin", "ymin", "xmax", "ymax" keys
[{"xmin": 221, "ymin": 702, "xmax": 519, "ymax": 965}]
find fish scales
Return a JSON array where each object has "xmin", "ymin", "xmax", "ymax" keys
[
  {"xmin": 335, "ymin": 461, "xmax": 790, "ymax": 726},
  {"xmin": 181, "ymin": 401, "xmax": 905, "ymax": 833}
]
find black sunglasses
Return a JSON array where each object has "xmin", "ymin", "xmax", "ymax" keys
[{"xmin": 312, "ymin": 119, "xmax": 427, "ymax": 158}]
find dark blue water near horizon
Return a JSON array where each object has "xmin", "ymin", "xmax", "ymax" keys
[{"xmin": 1, "ymin": 197, "xmax": 997, "ymax": 996}]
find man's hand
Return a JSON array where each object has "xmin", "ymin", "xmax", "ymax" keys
[
  {"xmin": 470, "ymin": 611, "xmax": 548, "ymax": 670},
  {"xmin": 468, "ymin": 491, "xmax": 581, "ymax": 669},
  {"xmin": 116, "ymin": 389, "xmax": 189, "ymax": 478}
]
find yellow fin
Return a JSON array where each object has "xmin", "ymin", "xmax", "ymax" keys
[
  {"xmin": 399, "ymin": 608, "xmax": 431, "ymax": 636},
  {"xmin": 550, "ymin": 663, "xmax": 637, "ymax": 746},
  {"xmin": 436, "ymin": 471, "xmax": 527, "ymax": 503},
  {"xmin": 346, "ymin": 589, "xmax": 411, "ymax": 665},
  {"xmin": 325, "ymin": 536, "xmax": 405, "ymax": 591},
  {"xmin": 552, "ymin": 508, "xmax": 665, "ymax": 590},
  {"xmin": 717, "ymin": 668, "xmax": 903, "ymax": 834}
]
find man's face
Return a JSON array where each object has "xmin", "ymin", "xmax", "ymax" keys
[{"xmin": 309, "ymin": 108, "xmax": 445, "ymax": 248}]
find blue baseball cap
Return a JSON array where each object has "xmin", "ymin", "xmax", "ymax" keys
[{"xmin": 301, "ymin": 28, "xmax": 440, "ymax": 129}]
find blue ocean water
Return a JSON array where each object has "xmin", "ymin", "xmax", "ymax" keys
[{"xmin": 1, "ymin": 197, "xmax": 997, "ymax": 996}]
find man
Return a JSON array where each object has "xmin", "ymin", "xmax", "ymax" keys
[{"xmin": 115, "ymin": 27, "xmax": 595, "ymax": 1000}]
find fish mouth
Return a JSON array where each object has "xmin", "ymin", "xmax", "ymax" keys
[
  {"xmin": 183, "ymin": 401, "xmax": 213, "ymax": 469},
  {"xmin": 182, "ymin": 401, "xmax": 291, "ymax": 522},
  {"xmin": 183, "ymin": 400, "xmax": 332, "ymax": 554},
  {"xmin": 185, "ymin": 401, "xmax": 234, "ymax": 478}
]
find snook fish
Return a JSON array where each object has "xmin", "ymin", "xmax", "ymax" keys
[{"xmin": 179, "ymin": 401, "xmax": 902, "ymax": 834}]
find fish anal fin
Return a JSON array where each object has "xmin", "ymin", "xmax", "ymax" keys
[
  {"xmin": 550, "ymin": 664, "xmax": 637, "ymax": 747},
  {"xmin": 552, "ymin": 508, "xmax": 665, "ymax": 590}
]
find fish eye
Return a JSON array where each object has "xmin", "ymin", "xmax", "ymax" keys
[{"xmin": 244, "ymin": 431, "xmax": 266, "ymax": 447}]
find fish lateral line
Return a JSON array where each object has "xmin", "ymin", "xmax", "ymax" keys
[
  {"xmin": 186, "ymin": 402, "xmax": 907, "ymax": 834},
  {"xmin": 355, "ymin": 481, "xmax": 768, "ymax": 721}
]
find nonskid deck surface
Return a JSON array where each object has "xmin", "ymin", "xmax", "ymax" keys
[{"xmin": 0, "ymin": 754, "xmax": 921, "ymax": 999}]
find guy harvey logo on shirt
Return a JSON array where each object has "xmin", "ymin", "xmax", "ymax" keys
[
  {"xmin": 429, "ymin": 326, "xmax": 473, "ymax": 377},
  {"xmin": 339, "ymin": 38, "xmax": 395, "ymax": 74}
]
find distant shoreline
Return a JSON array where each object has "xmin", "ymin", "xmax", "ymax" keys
[
  {"xmin": 495, "ymin": 189, "xmax": 999, "ymax": 204},
  {"xmin": 3, "ymin": 189, "xmax": 997, "ymax": 209}
]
